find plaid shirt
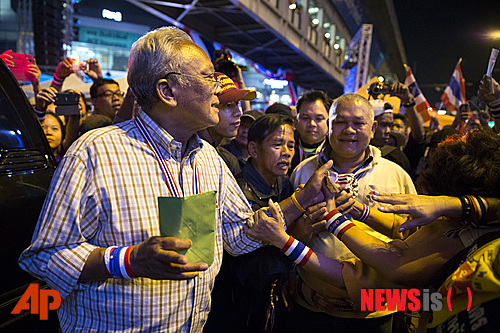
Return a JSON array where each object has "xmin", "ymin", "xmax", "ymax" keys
[{"xmin": 19, "ymin": 111, "xmax": 262, "ymax": 332}]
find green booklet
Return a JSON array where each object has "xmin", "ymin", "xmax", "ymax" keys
[{"xmin": 158, "ymin": 190, "xmax": 216, "ymax": 266}]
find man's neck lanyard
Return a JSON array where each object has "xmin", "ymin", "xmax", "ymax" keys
[{"xmin": 135, "ymin": 117, "xmax": 200, "ymax": 196}]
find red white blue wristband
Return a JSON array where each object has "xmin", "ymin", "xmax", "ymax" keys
[
  {"xmin": 280, "ymin": 236, "xmax": 313, "ymax": 266},
  {"xmin": 358, "ymin": 204, "xmax": 371, "ymax": 222},
  {"xmin": 104, "ymin": 245, "xmax": 136, "ymax": 279},
  {"xmin": 325, "ymin": 209, "xmax": 355, "ymax": 240},
  {"xmin": 104, "ymin": 246, "xmax": 116, "ymax": 276}
]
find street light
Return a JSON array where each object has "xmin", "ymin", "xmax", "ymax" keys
[{"xmin": 487, "ymin": 30, "xmax": 500, "ymax": 40}]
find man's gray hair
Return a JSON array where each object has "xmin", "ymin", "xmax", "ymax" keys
[
  {"xmin": 127, "ymin": 26, "xmax": 193, "ymax": 112},
  {"xmin": 329, "ymin": 93, "xmax": 374, "ymax": 121}
]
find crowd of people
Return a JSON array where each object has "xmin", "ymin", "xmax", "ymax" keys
[{"xmin": 2, "ymin": 25, "xmax": 500, "ymax": 333}]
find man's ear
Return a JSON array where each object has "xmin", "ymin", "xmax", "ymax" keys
[
  {"xmin": 248, "ymin": 141, "xmax": 258, "ymax": 159},
  {"xmin": 372, "ymin": 120, "xmax": 378, "ymax": 134},
  {"xmin": 156, "ymin": 79, "xmax": 177, "ymax": 107}
]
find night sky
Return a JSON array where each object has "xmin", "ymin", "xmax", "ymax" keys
[{"xmin": 393, "ymin": 0, "xmax": 500, "ymax": 107}]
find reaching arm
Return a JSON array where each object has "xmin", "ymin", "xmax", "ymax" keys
[
  {"xmin": 51, "ymin": 57, "xmax": 74, "ymax": 92},
  {"xmin": 79, "ymin": 237, "xmax": 208, "ymax": 282},
  {"xmin": 245, "ymin": 200, "xmax": 345, "ymax": 288},
  {"xmin": 82, "ymin": 58, "xmax": 102, "ymax": 81},
  {"xmin": 26, "ymin": 59, "xmax": 42, "ymax": 97},
  {"xmin": 390, "ymin": 82, "xmax": 425, "ymax": 141},
  {"xmin": 372, "ymin": 191, "xmax": 500, "ymax": 231},
  {"xmin": 276, "ymin": 160, "xmax": 334, "ymax": 226}
]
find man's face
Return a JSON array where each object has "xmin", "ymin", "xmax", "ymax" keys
[
  {"xmin": 173, "ymin": 44, "xmax": 221, "ymax": 131},
  {"xmin": 250, "ymin": 124, "xmax": 295, "ymax": 182},
  {"xmin": 92, "ymin": 83, "xmax": 123, "ymax": 119},
  {"xmin": 329, "ymin": 100, "xmax": 376, "ymax": 162},
  {"xmin": 212, "ymin": 103, "xmax": 242, "ymax": 138},
  {"xmin": 391, "ymin": 118, "xmax": 411, "ymax": 143},
  {"xmin": 371, "ymin": 112, "xmax": 393, "ymax": 147},
  {"xmin": 235, "ymin": 117, "xmax": 253, "ymax": 147},
  {"xmin": 296, "ymin": 99, "xmax": 329, "ymax": 145}
]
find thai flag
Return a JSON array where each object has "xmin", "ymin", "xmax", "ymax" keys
[
  {"xmin": 404, "ymin": 65, "xmax": 432, "ymax": 121},
  {"xmin": 440, "ymin": 59, "xmax": 467, "ymax": 112}
]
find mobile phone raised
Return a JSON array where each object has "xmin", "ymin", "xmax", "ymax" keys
[
  {"xmin": 55, "ymin": 93, "xmax": 80, "ymax": 116},
  {"xmin": 8, "ymin": 52, "xmax": 35, "ymax": 81}
]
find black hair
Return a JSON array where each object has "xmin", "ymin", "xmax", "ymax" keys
[
  {"xmin": 90, "ymin": 78, "xmax": 120, "ymax": 99},
  {"xmin": 296, "ymin": 90, "xmax": 333, "ymax": 115},
  {"xmin": 248, "ymin": 113, "xmax": 295, "ymax": 145},
  {"xmin": 393, "ymin": 113, "xmax": 409, "ymax": 129},
  {"xmin": 264, "ymin": 103, "xmax": 293, "ymax": 119},
  {"xmin": 417, "ymin": 129, "xmax": 500, "ymax": 197}
]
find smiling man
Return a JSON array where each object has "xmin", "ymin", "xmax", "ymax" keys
[{"xmin": 289, "ymin": 93, "xmax": 415, "ymax": 332}]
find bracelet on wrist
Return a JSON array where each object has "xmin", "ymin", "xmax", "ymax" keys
[
  {"xmin": 459, "ymin": 196, "xmax": 472, "ymax": 225},
  {"xmin": 358, "ymin": 205, "xmax": 371, "ymax": 222},
  {"xmin": 291, "ymin": 192, "xmax": 306, "ymax": 213},
  {"xmin": 104, "ymin": 245, "xmax": 136, "ymax": 279},
  {"xmin": 325, "ymin": 209, "xmax": 355, "ymax": 240},
  {"xmin": 280, "ymin": 236, "xmax": 313, "ymax": 266},
  {"xmin": 465, "ymin": 195, "xmax": 488, "ymax": 228}
]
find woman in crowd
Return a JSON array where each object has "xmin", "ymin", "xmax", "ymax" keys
[{"xmin": 35, "ymin": 87, "xmax": 80, "ymax": 165}]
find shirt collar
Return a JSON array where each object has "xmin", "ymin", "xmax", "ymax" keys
[
  {"xmin": 318, "ymin": 141, "xmax": 374, "ymax": 176},
  {"xmin": 242, "ymin": 159, "xmax": 282, "ymax": 199},
  {"xmin": 137, "ymin": 111, "xmax": 203, "ymax": 161}
]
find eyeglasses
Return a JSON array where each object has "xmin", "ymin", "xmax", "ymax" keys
[
  {"xmin": 165, "ymin": 72, "xmax": 220, "ymax": 92},
  {"xmin": 97, "ymin": 90, "xmax": 124, "ymax": 99}
]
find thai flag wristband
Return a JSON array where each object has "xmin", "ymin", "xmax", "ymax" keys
[
  {"xmin": 105, "ymin": 245, "xmax": 137, "ymax": 279},
  {"xmin": 280, "ymin": 236, "xmax": 313, "ymax": 266},
  {"xmin": 358, "ymin": 204, "xmax": 371, "ymax": 222},
  {"xmin": 325, "ymin": 209, "xmax": 355, "ymax": 240}
]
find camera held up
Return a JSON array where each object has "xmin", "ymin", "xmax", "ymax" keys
[{"xmin": 367, "ymin": 82, "xmax": 393, "ymax": 99}]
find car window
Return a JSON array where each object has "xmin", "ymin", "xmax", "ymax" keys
[{"xmin": 0, "ymin": 90, "xmax": 32, "ymax": 149}]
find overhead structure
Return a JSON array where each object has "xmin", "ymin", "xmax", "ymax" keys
[
  {"xmin": 123, "ymin": 0, "xmax": 407, "ymax": 97},
  {"xmin": 343, "ymin": 24, "xmax": 373, "ymax": 94}
]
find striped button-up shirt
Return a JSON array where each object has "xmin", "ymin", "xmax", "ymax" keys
[{"xmin": 19, "ymin": 111, "xmax": 262, "ymax": 332}]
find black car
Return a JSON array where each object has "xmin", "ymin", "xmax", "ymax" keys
[{"xmin": 0, "ymin": 59, "xmax": 59, "ymax": 331}]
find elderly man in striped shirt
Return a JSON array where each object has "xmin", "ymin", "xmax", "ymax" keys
[{"xmin": 19, "ymin": 26, "xmax": 330, "ymax": 332}]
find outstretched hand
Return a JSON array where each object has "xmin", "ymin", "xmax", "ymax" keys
[
  {"xmin": 370, "ymin": 191, "xmax": 461, "ymax": 232},
  {"xmin": 83, "ymin": 58, "xmax": 102, "ymax": 81},
  {"xmin": 54, "ymin": 57, "xmax": 75, "ymax": 80},
  {"xmin": 244, "ymin": 199, "xmax": 289, "ymax": 248},
  {"xmin": 296, "ymin": 160, "xmax": 334, "ymax": 208},
  {"xmin": 130, "ymin": 236, "xmax": 208, "ymax": 280},
  {"xmin": 478, "ymin": 74, "xmax": 500, "ymax": 102},
  {"xmin": 288, "ymin": 202, "xmax": 327, "ymax": 244},
  {"xmin": 35, "ymin": 87, "xmax": 58, "ymax": 111}
]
